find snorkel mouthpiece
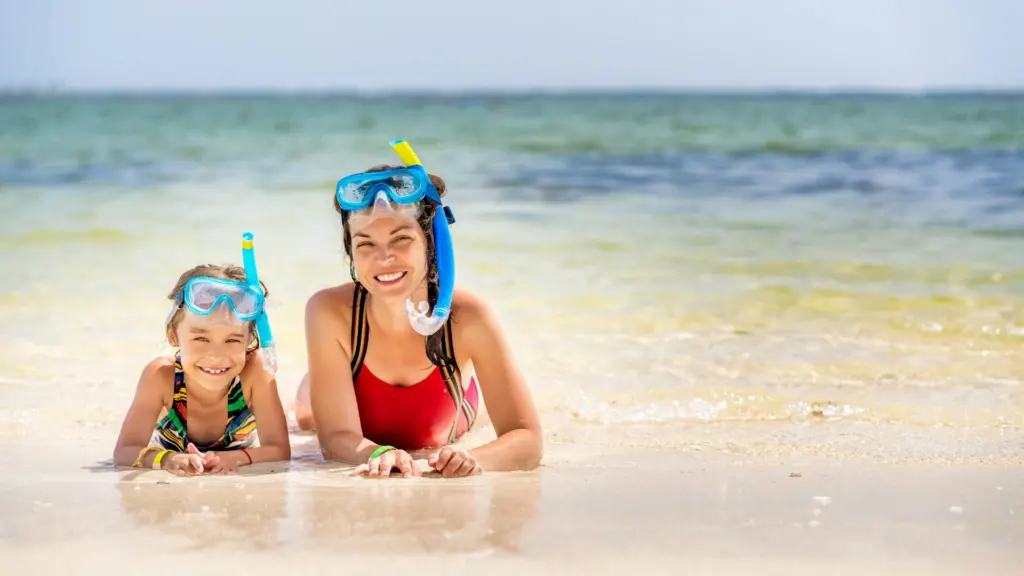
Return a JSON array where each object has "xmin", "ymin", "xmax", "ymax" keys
[
  {"xmin": 241, "ymin": 232, "xmax": 278, "ymax": 374},
  {"xmin": 389, "ymin": 139, "xmax": 455, "ymax": 336}
]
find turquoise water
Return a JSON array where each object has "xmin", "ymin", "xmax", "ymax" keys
[{"xmin": 0, "ymin": 93, "xmax": 1022, "ymax": 457}]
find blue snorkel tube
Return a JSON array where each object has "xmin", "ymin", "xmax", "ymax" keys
[
  {"xmin": 390, "ymin": 139, "xmax": 456, "ymax": 336},
  {"xmin": 241, "ymin": 232, "xmax": 278, "ymax": 375}
]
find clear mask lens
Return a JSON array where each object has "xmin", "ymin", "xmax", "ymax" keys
[{"xmin": 348, "ymin": 190, "xmax": 422, "ymax": 232}]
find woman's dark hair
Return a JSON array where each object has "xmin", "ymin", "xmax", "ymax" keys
[{"xmin": 335, "ymin": 165, "xmax": 456, "ymax": 369}]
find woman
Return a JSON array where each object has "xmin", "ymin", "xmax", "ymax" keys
[{"xmin": 294, "ymin": 140, "xmax": 543, "ymax": 478}]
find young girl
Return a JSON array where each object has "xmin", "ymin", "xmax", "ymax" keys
[
  {"xmin": 294, "ymin": 139, "xmax": 543, "ymax": 478},
  {"xmin": 113, "ymin": 264, "xmax": 291, "ymax": 475}
]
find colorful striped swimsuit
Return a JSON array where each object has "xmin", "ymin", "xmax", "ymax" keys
[{"xmin": 151, "ymin": 354, "xmax": 257, "ymax": 452}]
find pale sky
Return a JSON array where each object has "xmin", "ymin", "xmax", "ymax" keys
[{"xmin": 1, "ymin": 0, "xmax": 1021, "ymax": 92}]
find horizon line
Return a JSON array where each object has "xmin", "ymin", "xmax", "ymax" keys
[{"xmin": 2, "ymin": 84, "xmax": 1023, "ymax": 98}]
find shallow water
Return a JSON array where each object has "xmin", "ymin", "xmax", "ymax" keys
[{"xmin": 1, "ymin": 93, "xmax": 1022, "ymax": 459}]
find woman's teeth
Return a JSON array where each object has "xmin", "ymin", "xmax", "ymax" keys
[
  {"xmin": 375, "ymin": 271, "xmax": 406, "ymax": 284},
  {"xmin": 199, "ymin": 366, "xmax": 229, "ymax": 375}
]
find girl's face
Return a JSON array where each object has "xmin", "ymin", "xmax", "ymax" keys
[
  {"xmin": 349, "ymin": 216, "xmax": 429, "ymax": 301},
  {"xmin": 171, "ymin": 310, "xmax": 251, "ymax": 392}
]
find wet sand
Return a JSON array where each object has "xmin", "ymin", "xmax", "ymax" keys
[{"xmin": 1, "ymin": 434, "xmax": 1020, "ymax": 576}]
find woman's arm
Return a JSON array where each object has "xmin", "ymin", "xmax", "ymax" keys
[
  {"xmin": 305, "ymin": 288, "xmax": 391, "ymax": 465},
  {"xmin": 239, "ymin": 353, "xmax": 291, "ymax": 464},
  {"xmin": 112, "ymin": 358, "xmax": 173, "ymax": 467},
  {"xmin": 461, "ymin": 293, "xmax": 544, "ymax": 472}
]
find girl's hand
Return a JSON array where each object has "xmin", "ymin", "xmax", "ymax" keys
[
  {"xmin": 186, "ymin": 443, "xmax": 220, "ymax": 471},
  {"xmin": 161, "ymin": 452, "xmax": 206, "ymax": 476},
  {"xmin": 204, "ymin": 451, "xmax": 246, "ymax": 475},
  {"xmin": 350, "ymin": 448, "xmax": 422, "ymax": 478},
  {"xmin": 428, "ymin": 446, "xmax": 481, "ymax": 478}
]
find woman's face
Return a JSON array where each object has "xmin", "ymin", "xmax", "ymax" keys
[{"xmin": 349, "ymin": 216, "xmax": 429, "ymax": 300}]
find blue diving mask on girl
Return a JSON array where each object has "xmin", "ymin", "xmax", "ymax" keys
[
  {"xmin": 167, "ymin": 276, "xmax": 266, "ymax": 324},
  {"xmin": 334, "ymin": 139, "xmax": 457, "ymax": 337}
]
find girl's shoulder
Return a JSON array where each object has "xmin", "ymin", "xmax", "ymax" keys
[
  {"xmin": 136, "ymin": 355, "xmax": 178, "ymax": 403},
  {"xmin": 141, "ymin": 355, "xmax": 178, "ymax": 381}
]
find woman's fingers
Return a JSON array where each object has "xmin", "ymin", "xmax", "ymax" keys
[
  {"xmin": 395, "ymin": 451, "xmax": 421, "ymax": 478},
  {"xmin": 453, "ymin": 455, "xmax": 477, "ymax": 477}
]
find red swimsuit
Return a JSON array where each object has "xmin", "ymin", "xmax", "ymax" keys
[{"xmin": 349, "ymin": 284, "xmax": 479, "ymax": 450}]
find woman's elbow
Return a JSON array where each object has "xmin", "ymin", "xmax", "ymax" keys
[
  {"xmin": 524, "ymin": 429, "xmax": 544, "ymax": 470},
  {"xmin": 510, "ymin": 426, "xmax": 544, "ymax": 471}
]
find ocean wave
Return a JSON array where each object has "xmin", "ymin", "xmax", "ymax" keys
[
  {"xmin": 487, "ymin": 149, "xmax": 1024, "ymax": 232},
  {"xmin": 560, "ymin": 388, "xmax": 1019, "ymax": 429}
]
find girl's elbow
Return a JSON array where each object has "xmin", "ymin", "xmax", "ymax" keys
[
  {"xmin": 112, "ymin": 445, "xmax": 138, "ymax": 468},
  {"xmin": 268, "ymin": 442, "xmax": 291, "ymax": 462}
]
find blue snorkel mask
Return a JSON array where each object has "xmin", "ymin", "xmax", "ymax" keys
[
  {"xmin": 171, "ymin": 276, "xmax": 266, "ymax": 322},
  {"xmin": 335, "ymin": 139, "xmax": 456, "ymax": 336}
]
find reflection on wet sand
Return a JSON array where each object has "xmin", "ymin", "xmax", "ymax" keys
[
  {"xmin": 294, "ymin": 469, "xmax": 543, "ymax": 555},
  {"xmin": 114, "ymin": 461, "xmax": 542, "ymax": 556},
  {"xmin": 115, "ymin": 471, "xmax": 289, "ymax": 551}
]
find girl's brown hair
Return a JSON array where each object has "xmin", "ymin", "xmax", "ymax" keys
[
  {"xmin": 165, "ymin": 264, "xmax": 268, "ymax": 353},
  {"xmin": 334, "ymin": 165, "xmax": 455, "ymax": 369}
]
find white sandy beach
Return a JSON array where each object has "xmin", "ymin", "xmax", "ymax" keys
[
  {"xmin": 3, "ymin": 96, "xmax": 1024, "ymax": 574},
  {"xmin": 1, "ymin": 431, "xmax": 1021, "ymax": 575}
]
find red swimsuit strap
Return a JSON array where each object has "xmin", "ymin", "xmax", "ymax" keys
[{"xmin": 349, "ymin": 283, "xmax": 476, "ymax": 443}]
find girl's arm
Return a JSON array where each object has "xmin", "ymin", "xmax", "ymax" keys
[
  {"xmin": 112, "ymin": 358, "xmax": 173, "ymax": 468},
  {"xmin": 237, "ymin": 352, "xmax": 291, "ymax": 465},
  {"xmin": 461, "ymin": 292, "xmax": 544, "ymax": 472}
]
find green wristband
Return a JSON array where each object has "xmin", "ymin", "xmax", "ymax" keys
[{"xmin": 368, "ymin": 445, "xmax": 396, "ymax": 461}]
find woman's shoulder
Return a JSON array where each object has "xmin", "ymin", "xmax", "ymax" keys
[
  {"xmin": 305, "ymin": 282, "xmax": 358, "ymax": 326},
  {"xmin": 450, "ymin": 287, "xmax": 503, "ymax": 336}
]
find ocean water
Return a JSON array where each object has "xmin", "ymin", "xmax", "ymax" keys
[{"xmin": 1, "ymin": 93, "xmax": 1022, "ymax": 462}]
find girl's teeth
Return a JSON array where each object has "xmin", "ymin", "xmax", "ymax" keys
[{"xmin": 376, "ymin": 272, "xmax": 405, "ymax": 282}]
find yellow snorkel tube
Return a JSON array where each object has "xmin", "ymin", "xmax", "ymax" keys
[{"xmin": 391, "ymin": 140, "xmax": 421, "ymax": 168}]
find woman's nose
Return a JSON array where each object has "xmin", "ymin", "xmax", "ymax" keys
[{"xmin": 376, "ymin": 247, "xmax": 396, "ymax": 263}]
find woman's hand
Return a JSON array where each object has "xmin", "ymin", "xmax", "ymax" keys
[
  {"xmin": 428, "ymin": 446, "xmax": 481, "ymax": 478},
  {"xmin": 350, "ymin": 448, "xmax": 422, "ymax": 478}
]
